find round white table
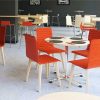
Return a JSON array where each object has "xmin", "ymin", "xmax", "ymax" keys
[
  {"xmin": 38, "ymin": 92, "xmax": 100, "ymax": 100},
  {"xmin": 45, "ymin": 37, "xmax": 89, "ymax": 47}
]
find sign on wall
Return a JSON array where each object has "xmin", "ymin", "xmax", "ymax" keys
[{"xmin": 30, "ymin": 0, "xmax": 41, "ymax": 5}]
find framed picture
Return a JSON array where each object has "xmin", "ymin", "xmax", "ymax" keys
[
  {"xmin": 30, "ymin": 0, "xmax": 41, "ymax": 5},
  {"xmin": 57, "ymin": 0, "xmax": 70, "ymax": 5}
]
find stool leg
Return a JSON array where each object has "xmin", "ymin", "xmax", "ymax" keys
[
  {"xmin": 19, "ymin": 26, "xmax": 23, "ymax": 48},
  {"xmin": 14, "ymin": 25, "xmax": 17, "ymax": 44},
  {"xmin": 52, "ymin": 17, "xmax": 54, "ymax": 26},
  {"xmin": 9, "ymin": 26, "xmax": 12, "ymax": 48},
  {"xmin": 57, "ymin": 17, "xmax": 60, "ymax": 26}
]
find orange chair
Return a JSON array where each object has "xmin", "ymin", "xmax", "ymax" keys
[
  {"xmin": 0, "ymin": 26, "xmax": 6, "ymax": 65},
  {"xmin": 80, "ymin": 23, "xmax": 96, "ymax": 38},
  {"xmin": 24, "ymin": 34, "xmax": 61, "ymax": 92},
  {"xmin": 68, "ymin": 39, "xmax": 100, "ymax": 90},
  {"xmin": 72, "ymin": 30, "xmax": 100, "ymax": 58},
  {"xmin": 19, "ymin": 21, "xmax": 36, "ymax": 47},
  {"xmin": 36, "ymin": 27, "xmax": 67, "ymax": 74},
  {"xmin": 1, "ymin": 21, "xmax": 16, "ymax": 47}
]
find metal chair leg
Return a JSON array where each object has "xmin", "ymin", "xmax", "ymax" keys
[
  {"xmin": 60, "ymin": 53, "xmax": 66, "ymax": 74},
  {"xmin": 37, "ymin": 64, "xmax": 42, "ymax": 92},
  {"xmin": 26, "ymin": 59, "xmax": 32, "ymax": 82},
  {"xmin": 68, "ymin": 64, "xmax": 75, "ymax": 88},
  {"xmin": 55, "ymin": 62, "xmax": 61, "ymax": 87},
  {"xmin": 9, "ymin": 26, "xmax": 12, "ymax": 48},
  {"xmin": 1, "ymin": 47, "xmax": 5, "ymax": 66},
  {"xmin": 46, "ymin": 63, "xmax": 50, "ymax": 79}
]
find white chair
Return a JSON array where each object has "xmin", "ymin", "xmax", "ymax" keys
[
  {"xmin": 74, "ymin": 15, "xmax": 82, "ymax": 28},
  {"xmin": 41, "ymin": 14, "xmax": 48, "ymax": 26},
  {"xmin": 83, "ymin": 15, "xmax": 96, "ymax": 27},
  {"xmin": 66, "ymin": 15, "xmax": 75, "ymax": 34},
  {"xmin": 89, "ymin": 15, "xmax": 96, "ymax": 27},
  {"xmin": 74, "ymin": 15, "xmax": 82, "ymax": 35},
  {"xmin": 66, "ymin": 15, "xmax": 82, "ymax": 36},
  {"xmin": 66, "ymin": 15, "xmax": 73, "ymax": 26}
]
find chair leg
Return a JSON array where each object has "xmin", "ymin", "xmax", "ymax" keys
[
  {"xmin": 19, "ymin": 26, "xmax": 23, "ymax": 48},
  {"xmin": 73, "ymin": 54, "xmax": 77, "ymax": 60},
  {"xmin": 14, "ymin": 25, "xmax": 17, "ymax": 44},
  {"xmin": 81, "ymin": 30, "xmax": 84, "ymax": 39},
  {"xmin": 68, "ymin": 64, "xmax": 75, "ymax": 88},
  {"xmin": 55, "ymin": 62, "xmax": 61, "ymax": 87},
  {"xmin": 60, "ymin": 53, "xmax": 66, "ymax": 74},
  {"xmin": 26, "ymin": 59, "xmax": 32, "ymax": 82},
  {"xmin": 1, "ymin": 47, "xmax": 5, "ymax": 66},
  {"xmin": 65, "ymin": 46, "xmax": 68, "ymax": 60},
  {"xmin": 46, "ymin": 63, "xmax": 49, "ymax": 79},
  {"xmin": 37, "ymin": 64, "xmax": 42, "ymax": 92},
  {"xmin": 73, "ymin": 27, "xmax": 76, "ymax": 36},
  {"xmin": 9, "ymin": 26, "xmax": 12, "ymax": 48},
  {"xmin": 85, "ymin": 69, "xmax": 88, "ymax": 93},
  {"xmin": 52, "ymin": 54, "xmax": 56, "ymax": 73}
]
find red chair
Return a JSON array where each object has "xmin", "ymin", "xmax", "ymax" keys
[
  {"xmin": 68, "ymin": 39, "xmax": 100, "ymax": 90},
  {"xmin": 0, "ymin": 26, "xmax": 6, "ymax": 65},
  {"xmin": 1, "ymin": 21, "xmax": 16, "ymax": 47},
  {"xmin": 19, "ymin": 21, "xmax": 36, "ymax": 48},
  {"xmin": 72, "ymin": 30, "xmax": 100, "ymax": 58},
  {"xmin": 24, "ymin": 34, "xmax": 61, "ymax": 92},
  {"xmin": 36, "ymin": 27, "xmax": 67, "ymax": 74},
  {"xmin": 21, "ymin": 21, "xmax": 35, "ymax": 34},
  {"xmin": 80, "ymin": 23, "xmax": 96, "ymax": 38}
]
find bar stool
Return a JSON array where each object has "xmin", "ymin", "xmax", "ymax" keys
[
  {"xmin": 51, "ymin": 14, "xmax": 60, "ymax": 26},
  {"xmin": 1, "ymin": 21, "xmax": 16, "ymax": 47}
]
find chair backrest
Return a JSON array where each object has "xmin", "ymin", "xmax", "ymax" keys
[
  {"xmin": 42, "ymin": 15, "xmax": 48, "ymax": 24},
  {"xmin": 0, "ymin": 26, "xmax": 6, "ymax": 46},
  {"xmin": 74, "ymin": 15, "xmax": 82, "ymax": 27},
  {"xmin": 1, "ymin": 21, "xmax": 11, "ymax": 26},
  {"xmin": 87, "ymin": 30, "xmax": 100, "ymax": 50},
  {"xmin": 66, "ymin": 15, "xmax": 73, "ymax": 26},
  {"xmin": 24, "ymin": 34, "xmax": 38, "ymax": 62},
  {"xmin": 88, "ymin": 39, "xmax": 100, "ymax": 68},
  {"xmin": 90, "ymin": 15, "xmax": 96, "ymax": 27},
  {"xmin": 84, "ymin": 15, "xmax": 91, "ymax": 24},
  {"xmin": 83, "ymin": 15, "xmax": 96, "ymax": 27},
  {"xmin": 36, "ymin": 27, "xmax": 53, "ymax": 47}
]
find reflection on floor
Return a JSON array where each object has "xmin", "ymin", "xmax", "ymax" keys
[{"xmin": 0, "ymin": 27, "xmax": 100, "ymax": 100}]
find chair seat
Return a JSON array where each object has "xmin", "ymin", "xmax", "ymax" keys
[
  {"xmin": 69, "ymin": 59, "xmax": 88, "ymax": 69},
  {"xmin": 72, "ymin": 50, "xmax": 89, "ymax": 57},
  {"xmin": 39, "ymin": 46, "xmax": 66, "ymax": 54},
  {"xmin": 38, "ymin": 55, "xmax": 60, "ymax": 64},
  {"xmin": 81, "ymin": 27, "xmax": 96, "ymax": 30},
  {"xmin": 0, "ymin": 45, "xmax": 3, "ymax": 47}
]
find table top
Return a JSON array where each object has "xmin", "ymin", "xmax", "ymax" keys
[
  {"xmin": 45, "ymin": 37, "xmax": 89, "ymax": 47},
  {"xmin": 38, "ymin": 92, "xmax": 100, "ymax": 100},
  {"xmin": 0, "ymin": 15, "xmax": 41, "ymax": 19}
]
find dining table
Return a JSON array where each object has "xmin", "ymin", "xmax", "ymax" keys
[
  {"xmin": 0, "ymin": 14, "xmax": 43, "ymax": 25},
  {"xmin": 45, "ymin": 36, "xmax": 89, "ymax": 87},
  {"xmin": 38, "ymin": 92, "xmax": 100, "ymax": 100},
  {"xmin": 45, "ymin": 36, "xmax": 89, "ymax": 48}
]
